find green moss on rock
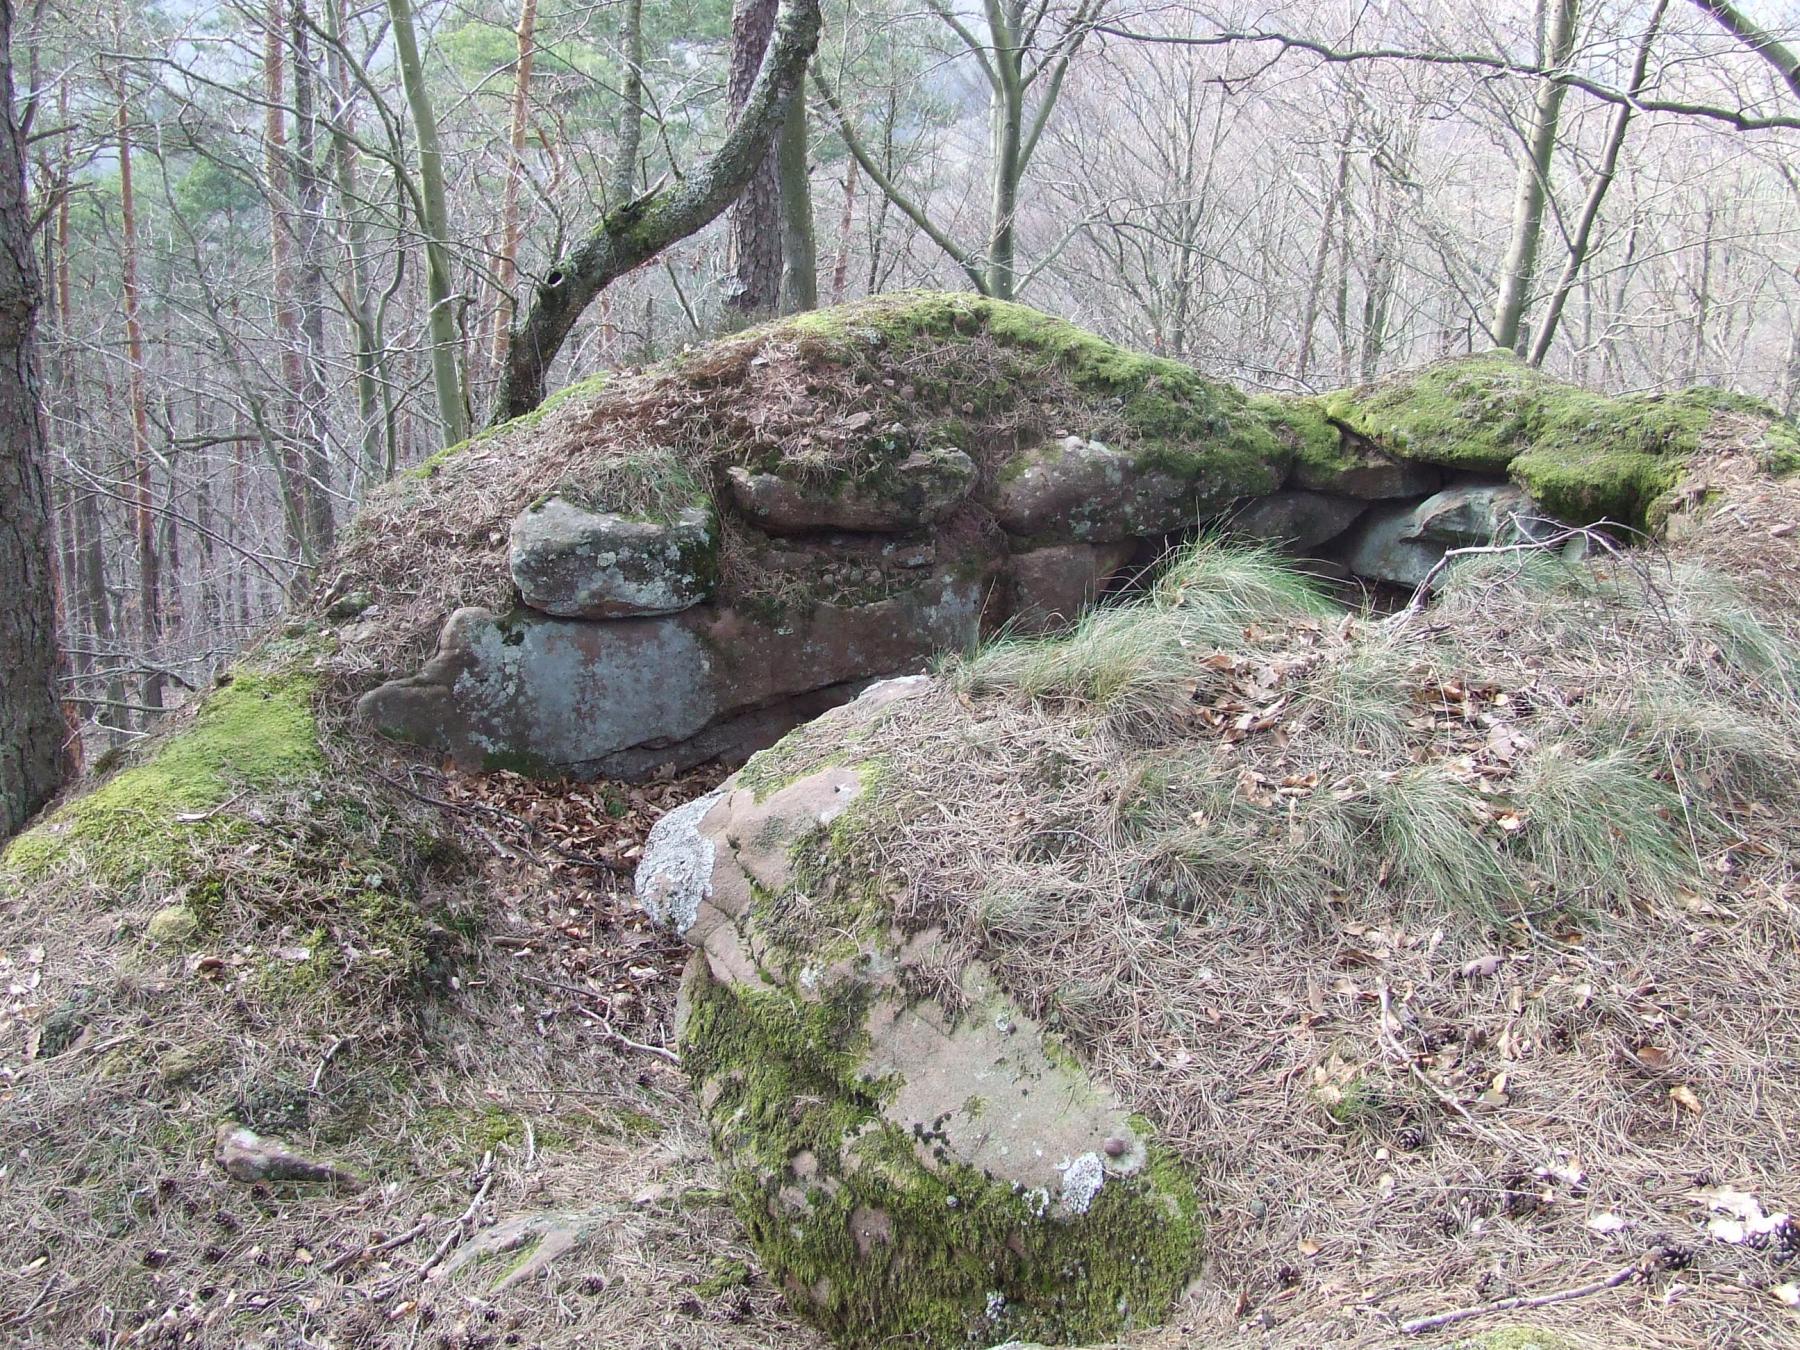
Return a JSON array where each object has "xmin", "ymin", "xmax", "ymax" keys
[
  {"xmin": 679, "ymin": 959, "xmax": 1202, "ymax": 1349},
  {"xmin": 1319, "ymin": 350, "xmax": 1742, "ymax": 528},
  {"xmin": 1, "ymin": 669, "xmax": 324, "ymax": 889},
  {"xmin": 789, "ymin": 291, "xmax": 1289, "ymax": 485}
]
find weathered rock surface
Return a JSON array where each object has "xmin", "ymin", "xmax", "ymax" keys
[
  {"xmin": 1335, "ymin": 501, "xmax": 1449, "ymax": 589},
  {"xmin": 634, "ymin": 683, "xmax": 1202, "ymax": 1347},
  {"xmin": 1292, "ymin": 436, "xmax": 1441, "ymax": 499},
  {"xmin": 1408, "ymin": 481, "xmax": 1542, "ymax": 546},
  {"xmin": 726, "ymin": 446, "xmax": 976, "ymax": 534},
  {"xmin": 509, "ymin": 497, "xmax": 716, "ymax": 618},
  {"xmin": 1008, "ymin": 542, "xmax": 1136, "ymax": 634},
  {"xmin": 1227, "ymin": 490, "xmax": 1366, "ymax": 550},
  {"xmin": 994, "ymin": 435, "xmax": 1276, "ymax": 542},
  {"xmin": 358, "ymin": 568, "xmax": 990, "ymax": 777}
]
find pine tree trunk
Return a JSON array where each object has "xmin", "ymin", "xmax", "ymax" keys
[
  {"xmin": 116, "ymin": 81, "xmax": 163, "ymax": 719},
  {"xmin": 492, "ymin": 0, "xmax": 538, "ymax": 370},
  {"xmin": 725, "ymin": 0, "xmax": 782, "ymax": 318},
  {"xmin": 1, "ymin": 0, "xmax": 66, "ymax": 837}
]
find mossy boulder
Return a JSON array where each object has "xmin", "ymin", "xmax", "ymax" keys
[
  {"xmin": 634, "ymin": 682, "xmax": 1202, "ymax": 1347},
  {"xmin": 1318, "ymin": 349, "xmax": 1800, "ymax": 529}
]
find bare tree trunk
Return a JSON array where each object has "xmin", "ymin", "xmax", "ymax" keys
[
  {"xmin": 829, "ymin": 157, "xmax": 856, "ymax": 304},
  {"xmin": 116, "ymin": 79, "xmax": 163, "ymax": 720},
  {"xmin": 1529, "ymin": 0, "xmax": 1665, "ymax": 366},
  {"xmin": 491, "ymin": 0, "xmax": 538, "ymax": 369},
  {"xmin": 986, "ymin": 0, "xmax": 1025, "ymax": 302},
  {"xmin": 0, "ymin": 0, "xmax": 65, "ymax": 836},
  {"xmin": 1687, "ymin": 199, "xmax": 1715, "ymax": 384},
  {"xmin": 1492, "ymin": 0, "xmax": 1581, "ymax": 352},
  {"xmin": 778, "ymin": 96, "xmax": 816, "ymax": 312},
  {"xmin": 324, "ymin": 0, "xmax": 388, "ymax": 485},
  {"xmin": 388, "ymin": 0, "xmax": 470, "ymax": 446},
  {"xmin": 290, "ymin": 0, "xmax": 335, "ymax": 554},
  {"xmin": 262, "ymin": 0, "xmax": 312, "ymax": 559},
  {"xmin": 1297, "ymin": 112, "xmax": 1352, "ymax": 383},
  {"xmin": 726, "ymin": 0, "xmax": 782, "ymax": 318}
]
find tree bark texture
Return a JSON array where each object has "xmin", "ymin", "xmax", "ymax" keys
[
  {"xmin": 777, "ymin": 95, "xmax": 816, "ymax": 312},
  {"xmin": 726, "ymin": 0, "xmax": 782, "ymax": 318},
  {"xmin": 0, "ymin": 0, "xmax": 67, "ymax": 837}
]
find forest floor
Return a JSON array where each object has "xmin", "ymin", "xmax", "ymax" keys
[{"xmin": 6, "ymin": 445, "xmax": 1800, "ymax": 1349}]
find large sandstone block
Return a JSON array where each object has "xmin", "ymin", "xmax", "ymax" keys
[
  {"xmin": 993, "ymin": 435, "xmax": 1276, "ymax": 542},
  {"xmin": 356, "ymin": 569, "xmax": 988, "ymax": 778},
  {"xmin": 634, "ymin": 685, "xmax": 1202, "ymax": 1348},
  {"xmin": 726, "ymin": 446, "xmax": 976, "ymax": 534},
  {"xmin": 1226, "ymin": 490, "xmax": 1366, "ymax": 550},
  {"xmin": 508, "ymin": 497, "xmax": 716, "ymax": 618}
]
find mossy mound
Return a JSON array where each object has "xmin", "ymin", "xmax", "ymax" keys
[{"xmin": 1319, "ymin": 349, "xmax": 1800, "ymax": 528}]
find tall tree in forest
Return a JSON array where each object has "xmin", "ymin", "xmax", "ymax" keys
[
  {"xmin": 388, "ymin": 0, "xmax": 470, "ymax": 446},
  {"xmin": 492, "ymin": 0, "xmax": 822, "ymax": 421},
  {"xmin": 816, "ymin": 0, "xmax": 1102, "ymax": 301},
  {"xmin": 491, "ymin": 0, "xmax": 538, "ymax": 368},
  {"xmin": 726, "ymin": 0, "xmax": 782, "ymax": 317},
  {"xmin": 289, "ymin": 0, "xmax": 336, "ymax": 552},
  {"xmin": 0, "ymin": 0, "xmax": 67, "ymax": 836},
  {"xmin": 115, "ymin": 68, "xmax": 163, "ymax": 716},
  {"xmin": 1490, "ymin": 0, "xmax": 1581, "ymax": 352}
]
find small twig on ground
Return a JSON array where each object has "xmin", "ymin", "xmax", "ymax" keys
[
  {"xmin": 571, "ymin": 1004, "xmax": 681, "ymax": 1064},
  {"xmin": 323, "ymin": 1216, "xmax": 433, "ymax": 1274},
  {"xmin": 420, "ymin": 1153, "xmax": 497, "ymax": 1279},
  {"xmin": 1399, "ymin": 1247, "xmax": 1670, "ymax": 1334}
]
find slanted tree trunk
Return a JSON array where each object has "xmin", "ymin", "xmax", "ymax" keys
[
  {"xmin": 726, "ymin": 0, "xmax": 782, "ymax": 318},
  {"xmin": 1491, "ymin": 0, "xmax": 1581, "ymax": 352},
  {"xmin": 0, "ymin": 0, "xmax": 65, "ymax": 836},
  {"xmin": 492, "ymin": 0, "xmax": 821, "ymax": 422},
  {"xmin": 1690, "ymin": 0, "xmax": 1800, "ymax": 104}
]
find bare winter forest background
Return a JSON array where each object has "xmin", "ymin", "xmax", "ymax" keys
[{"xmin": 21, "ymin": 0, "xmax": 1800, "ymax": 750}]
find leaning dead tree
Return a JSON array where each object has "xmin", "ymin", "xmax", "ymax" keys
[{"xmin": 490, "ymin": 0, "xmax": 822, "ymax": 422}]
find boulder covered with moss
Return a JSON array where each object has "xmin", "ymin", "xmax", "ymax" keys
[
  {"xmin": 634, "ymin": 680, "xmax": 1202, "ymax": 1347},
  {"xmin": 328, "ymin": 292, "xmax": 1800, "ymax": 784}
]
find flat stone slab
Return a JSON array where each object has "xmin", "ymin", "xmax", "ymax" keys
[
  {"xmin": 1292, "ymin": 438, "xmax": 1441, "ymax": 499},
  {"xmin": 994, "ymin": 436, "xmax": 1268, "ymax": 542},
  {"xmin": 509, "ymin": 497, "xmax": 715, "ymax": 618},
  {"xmin": 1227, "ymin": 490, "xmax": 1366, "ymax": 550}
]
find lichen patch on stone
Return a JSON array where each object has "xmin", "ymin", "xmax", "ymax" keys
[{"xmin": 634, "ymin": 785, "xmax": 728, "ymax": 934}]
